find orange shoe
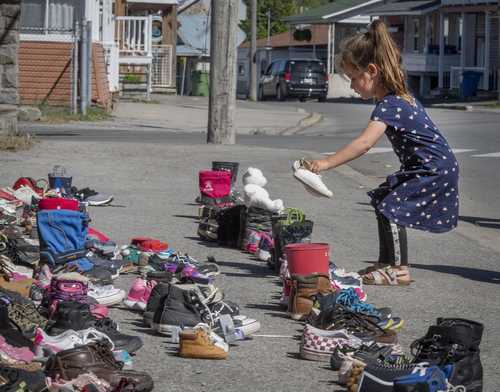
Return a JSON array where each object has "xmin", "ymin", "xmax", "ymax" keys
[{"xmin": 179, "ymin": 324, "xmax": 228, "ymax": 360}]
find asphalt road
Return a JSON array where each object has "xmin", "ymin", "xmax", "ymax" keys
[{"xmin": 27, "ymin": 100, "xmax": 500, "ymax": 251}]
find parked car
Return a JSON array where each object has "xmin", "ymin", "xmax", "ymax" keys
[{"xmin": 258, "ymin": 59, "xmax": 328, "ymax": 102}]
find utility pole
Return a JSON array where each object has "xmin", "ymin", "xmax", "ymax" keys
[
  {"xmin": 207, "ymin": 0, "xmax": 239, "ymax": 144},
  {"xmin": 249, "ymin": 0, "xmax": 257, "ymax": 101}
]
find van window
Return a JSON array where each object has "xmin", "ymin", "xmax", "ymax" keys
[{"xmin": 289, "ymin": 61, "xmax": 325, "ymax": 73}]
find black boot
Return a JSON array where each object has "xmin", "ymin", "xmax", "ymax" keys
[{"xmin": 411, "ymin": 318, "xmax": 483, "ymax": 391}]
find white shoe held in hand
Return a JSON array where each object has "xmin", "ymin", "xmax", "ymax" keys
[{"xmin": 292, "ymin": 159, "xmax": 333, "ymax": 198}]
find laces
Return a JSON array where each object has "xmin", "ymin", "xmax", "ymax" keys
[
  {"xmin": 410, "ymin": 335, "xmax": 455, "ymax": 364},
  {"xmin": 93, "ymin": 342, "xmax": 122, "ymax": 369},
  {"xmin": 81, "ymin": 328, "xmax": 115, "ymax": 351},
  {"xmin": 335, "ymin": 289, "xmax": 379, "ymax": 317},
  {"xmin": 94, "ymin": 317, "xmax": 118, "ymax": 332}
]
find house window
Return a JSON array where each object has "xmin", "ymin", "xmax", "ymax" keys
[
  {"xmin": 412, "ymin": 18, "xmax": 420, "ymax": 51},
  {"xmin": 20, "ymin": 0, "xmax": 83, "ymax": 34}
]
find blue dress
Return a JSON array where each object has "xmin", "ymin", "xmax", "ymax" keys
[{"xmin": 368, "ymin": 94, "xmax": 459, "ymax": 233}]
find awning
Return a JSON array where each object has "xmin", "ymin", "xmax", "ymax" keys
[{"xmin": 364, "ymin": 0, "xmax": 441, "ymax": 16}]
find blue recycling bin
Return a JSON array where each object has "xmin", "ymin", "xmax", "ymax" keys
[{"xmin": 460, "ymin": 71, "xmax": 482, "ymax": 98}]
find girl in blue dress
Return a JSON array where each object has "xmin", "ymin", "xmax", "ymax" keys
[{"xmin": 309, "ymin": 20, "xmax": 459, "ymax": 286}]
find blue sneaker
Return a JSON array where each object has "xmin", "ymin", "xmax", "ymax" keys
[{"xmin": 393, "ymin": 364, "xmax": 449, "ymax": 392}]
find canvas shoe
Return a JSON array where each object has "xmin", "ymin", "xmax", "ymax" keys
[
  {"xmin": 179, "ymin": 324, "xmax": 228, "ymax": 360},
  {"xmin": 292, "ymin": 159, "xmax": 333, "ymax": 198},
  {"xmin": 71, "ymin": 187, "xmax": 114, "ymax": 206},
  {"xmin": 124, "ymin": 278, "xmax": 157, "ymax": 310},
  {"xmin": 88, "ymin": 283, "xmax": 125, "ymax": 306},
  {"xmin": 33, "ymin": 327, "xmax": 114, "ymax": 359},
  {"xmin": 299, "ymin": 324, "xmax": 362, "ymax": 362},
  {"xmin": 47, "ymin": 301, "xmax": 143, "ymax": 354}
]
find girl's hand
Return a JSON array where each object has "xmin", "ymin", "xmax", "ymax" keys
[{"xmin": 308, "ymin": 159, "xmax": 330, "ymax": 174}]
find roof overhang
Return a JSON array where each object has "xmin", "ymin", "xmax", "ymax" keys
[
  {"xmin": 283, "ymin": 0, "xmax": 384, "ymax": 25},
  {"xmin": 364, "ymin": 0, "xmax": 441, "ymax": 16},
  {"xmin": 127, "ymin": 0, "xmax": 178, "ymax": 5}
]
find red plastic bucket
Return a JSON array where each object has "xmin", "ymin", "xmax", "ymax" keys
[{"xmin": 284, "ymin": 243, "xmax": 330, "ymax": 275}]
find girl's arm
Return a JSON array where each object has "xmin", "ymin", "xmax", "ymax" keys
[{"xmin": 309, "ymin": 120, "xmax": 387, "ymax": 173}]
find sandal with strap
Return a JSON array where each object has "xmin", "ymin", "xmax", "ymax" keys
[
  {"xmin": 362, "ymin": 266, "xmax": 411, "ymax": 286},
  {"xmin": 357, "ymin": 263, "xmax": 389, "ymax": 276}
]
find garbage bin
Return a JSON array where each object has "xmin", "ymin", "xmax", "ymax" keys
[
  {"xmin": 191, "ymin": 70, "xmax": 210, "ymax": 96},
  {"xmin": 460, "ymin": 71, "xmax": 482, "ymax": 98}
]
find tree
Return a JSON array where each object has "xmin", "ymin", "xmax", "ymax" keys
[{"xmin": 240, "ymin": 0, "xmax": 332, "ymax": 40}]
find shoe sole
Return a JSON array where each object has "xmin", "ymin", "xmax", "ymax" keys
[
  {"xmin": 87, "ymin": 196, "xmax": 114, "ymax": 206},
  {"xmin": 238, "ymin": 320, "xmax": 261, "ymax": 336},
  {"xmin": 123, "ymin": 299, "xmax": 147, "ymax": 311},
  {"xmin": 90, "ymin": 292, "xmax": 125, "ymax": 306},
  {"xmin": 346, "ymin": 358, "xmax": 367, "ymax": 392},
  {"xmin": 299, "ymin": 345, "xmax": 333, "ymax": 362},
  {"xmin": 151, "ymin": 323, "xmax": 183, "ymax": 343}
]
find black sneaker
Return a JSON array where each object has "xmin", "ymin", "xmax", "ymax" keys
[
  {"xmin": 47, "ymin": 301, "xmax": 143, "ymax": 353},
  {"xmin": 143, "ymin": 282, "xmax": 171, "ymax": 327},
  {"xmin": 151, "ymin": 286, "xmax": 203, "ymax": 339}
]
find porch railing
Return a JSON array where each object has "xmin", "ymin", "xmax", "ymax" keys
[{"xmin": 115, "ymin": 16, "xmax": 152, "ymax": 57}]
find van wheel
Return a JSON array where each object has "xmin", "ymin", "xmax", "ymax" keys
[
  {"xmin": 318, "ymin": 96, "xmax": 327, "ymax": 102},
  {"xmin": 277, "ymin": 85, "xmax": 285, "ymax": 101},
  {"xmin": 258, "ymin": 86, "xmax": 265, "ymax": 101},
  {"xmin": 299, "ymin": 97, "xmax": 306, "ymax": 102}
]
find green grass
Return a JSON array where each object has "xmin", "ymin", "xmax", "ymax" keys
[
  {"xmin": 484, "ymin": 102, "xmax": 500, "ymax": 109},
  {"xmin": 39, "ymin": 106, "xmax": 112, "ymax": 123},
  {"xmin": 0, "ymin": 133, "xmax": 36, "ymax": 151}
]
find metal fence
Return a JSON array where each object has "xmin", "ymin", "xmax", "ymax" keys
[{"xmin": 152, "ymin": 44, "xmax": 174, "ymax": 89}]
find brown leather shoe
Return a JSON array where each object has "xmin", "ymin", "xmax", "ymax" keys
[
  {"xmin": 179, "ymin": 326, "xmax": 228, "ymax": 360},
  {"xmin": 288, "ymin": 273, "xmax": 333, "ymax": 320},
  {"xmin": 44, "ymin": 342, "xmax": 154, "ymax": 391}
]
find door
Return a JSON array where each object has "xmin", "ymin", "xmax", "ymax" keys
[
  {"xmin": 260, "ymin": 63, "xmax": 273, "ymax": 96},
  {"xmin": 289, "ymin": 60, "xmax": 327, "ymax": 89}
]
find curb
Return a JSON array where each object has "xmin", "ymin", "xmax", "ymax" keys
[
  {"xmin": 430, "ymin": 104, "xmax": 500, "ymax": 114},
  {"xmin": 279, "ymin": 112, "xmax": 323, "ymax": 136}
]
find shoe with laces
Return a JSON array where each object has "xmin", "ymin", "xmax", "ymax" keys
[
  {"xmin": 44, "ymin": 342, "xmax": 153, "ymax": 391},
  {"xmin": 311, "ymin": 304, "xmax": 398, "ymax": 344},
  {"xmin": 179, "ymin": 324, "xmax": 228, "ymax": 360},
  {"xmin": 292, "ymin": 159, "xmax": 333, "ymax": 198},
  {"xmin": 47, "ymin": 301, "xmax": 143, "ymax": 354},
  {"xmin": 299, "ymin": 324, "xmax": 362, "ymax": 362},
  {"xmin": 124, "ymin": 278, "xmax": 157, "ymax": 310},
  {"xmin": 88, "ymin": 283, "xmax": 125, "ymax": 306},
  {"xmin": 33, "ymin": 327, "xmax": 114, "ymax": 359}
]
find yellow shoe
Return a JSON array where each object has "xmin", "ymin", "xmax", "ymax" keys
[{"xmin": 179, "ymin": 324, "xmax": 228, "ymax": 360}]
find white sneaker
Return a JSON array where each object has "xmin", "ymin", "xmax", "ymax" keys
[
  {"xmin": 12, "ymin": 186, "xmax": 41, "ymax": 205},
  {"xmin": 34, "ymin": 327, "xmax": 114, "ymax": 359},
  {"xmin": 88, "ymin": 284, "xmax": 125, "ymax": 306},
  {"xmin": 292, "ymin": 159, "xmax": 333, "ymax": 198}
]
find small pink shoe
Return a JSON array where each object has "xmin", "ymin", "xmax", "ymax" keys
[
  {"xmin": 123, "ymin": 278, "xmax": 156, "ymax": 311},
  {"xmin": 0, "ymin": 335, "xmax": 34, "ymax": 363},
  {"xmin": 90, "ymin": 304, "xmax": 109, "ymax": 319}
]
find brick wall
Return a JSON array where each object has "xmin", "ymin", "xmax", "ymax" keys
[{"xmin": 19, "ymin": 41, "xmax": 112, "ymax": 109}]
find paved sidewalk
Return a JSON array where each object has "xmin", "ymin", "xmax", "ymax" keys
[
  {"xmin": 1, "ymin": 138, "xmax": 499, "ymax": 391},
  {"xmin": 105, "ymin": 95, "xmax": 314, "ymax": 135}
]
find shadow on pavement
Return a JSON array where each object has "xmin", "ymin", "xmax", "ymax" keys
[
  {"xmin": 410, "ymin": 264, "xmax": 500, "ymax": 284},
  {"xmin": 459, "ymin": 215, "xmax": 500, "ymax": 229},
  {"xmin": 215, "ymin": 260, "xmax": 274, "ymax": 277}
]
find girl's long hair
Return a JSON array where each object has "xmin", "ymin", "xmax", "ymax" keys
[{"xmin": 338, "ymin": 20, "xmax": 413, "ymax": 103}]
